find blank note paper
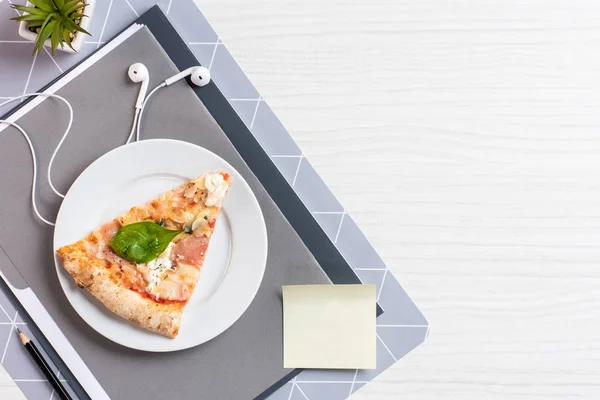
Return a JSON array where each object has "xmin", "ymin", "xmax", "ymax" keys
[{"xmin": 282, "ymin": 284, "xmax": 377, "ymax": 369}]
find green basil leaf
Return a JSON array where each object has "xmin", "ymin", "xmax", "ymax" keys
[{"xmin": 110, "ymin": 222, "xmax": 182, "ymax": 264}]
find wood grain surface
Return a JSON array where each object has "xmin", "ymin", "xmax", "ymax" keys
[
  {"xmin": 0, "ymin": 363, "xmax": 25, "ymax": 400},
  {"xmin": 3, "ymin": 0, "xmax": 600, "ymax": 398},
  {"xmin": 197, "ymin": 0, "xmax": 600, "ymax": 398}
]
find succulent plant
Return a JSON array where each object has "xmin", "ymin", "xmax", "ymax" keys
[{"xmin": 10, "ymin": 0, "xmax": 91, "ymax": 55}]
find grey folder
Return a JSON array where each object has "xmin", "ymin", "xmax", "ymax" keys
[{"xmin": 0, "ymin": 28, "xmax": 331, "ymax": 399}]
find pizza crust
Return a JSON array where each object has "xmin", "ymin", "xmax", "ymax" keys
[
  {"xmin": 57, "ymin": 238, "xmax": 183, "ymax": 338},
  {"xmin": 56, "ymin": 172, "xmax": 232, "ymax": 338}
]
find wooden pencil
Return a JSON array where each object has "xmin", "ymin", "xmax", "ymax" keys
[{"xmin": 17, "ymin": 328, "xmax": 72, "ymax": 400}]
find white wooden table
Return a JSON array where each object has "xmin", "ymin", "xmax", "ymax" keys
[{"xmin": 3, "ymin": 0, "xmax": 600, "ymax": 398}]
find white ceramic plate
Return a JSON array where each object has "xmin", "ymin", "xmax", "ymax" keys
[{"xmin": 53, "ymin": 139, "xmax": 267, "ymax": 352}]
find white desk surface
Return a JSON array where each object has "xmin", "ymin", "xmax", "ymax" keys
[{"xmin": 3, "ymin": 0, "xmax": 600, "ymax": 398}]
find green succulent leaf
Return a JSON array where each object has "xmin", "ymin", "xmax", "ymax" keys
[
  {"xmin": 37, "ymin": 12, "xmax": 57, "ymax": 38},
  {"xmin": 50, "ymin": 20, "xmax": 62, "ymax": 54},
  {"xmin": 37, "ymin": 18, "xmax": 56, "ymax": 46},
  {"xmin": 11, "ymin": 14, "xmax": 47, "ymax": 22},
  {"xmin": 11, "ymin": 0, "xmax": 91, "ymax": 55},
  {"xmin": 50, "ymin": 0, "xmax": 65, "ymax": 10},
  {"xmin": 77, "ymin": 25, "xmax": 90, "ymax": 36},
  {"xmin": 65, "ymin": 3, "xmax": 85, "ymax": 16},
  {"xmin": 11, "ymin": 5, "xmax": 48, "ymax": 16},
  {"xmin": 27, "ymin": 21, "xmax": 44, "ymax": 29},
  {"xmin": 62, "ymin": 29, "xmax": 75, "ymax": 51},
  {"xmin": 10, "ymin": 4, "xmax": 29, "ymax": 13},
  {"xmin": 61, "ymin": 16, "xmax": 90, "ymax": 35},
  {"xmin": 28, "ymin": 0, "xmax": 55, "ymax": 13},
  {"xmin": 62, "ymin": 0, "xmax": 80, "ymax": 12}
]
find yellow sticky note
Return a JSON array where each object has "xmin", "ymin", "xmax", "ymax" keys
[{"xmin": 283, "ymin": 284, "xmax": 377, "ymax": 369}]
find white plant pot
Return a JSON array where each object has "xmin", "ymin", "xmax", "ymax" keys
[{"xmin": 17, "ymin": 0, "xmax": 96, "ymax": 53}]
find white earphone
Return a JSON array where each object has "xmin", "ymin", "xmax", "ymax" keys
[
  {"xmin": 164, "ymin": 66, "xmax": 211, "ymax": 87},
  {"xmin": 0, "ymin": 63, "xmax": 212, "ymax": 225},
  {"xmin": 128, "ymin": 63, "xmax": 150, "ymax": 109},
  {"xmin": 125, "ymin": 63, "xmax": 150, "ymax": 143},
  {"xmin": 126, "ymin": 63, "xmax": 211, "ymax": 143}
]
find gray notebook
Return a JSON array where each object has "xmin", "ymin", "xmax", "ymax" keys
[{"xmin": 0, "ymin": 27, "xmax": 331, "ymax": 400}]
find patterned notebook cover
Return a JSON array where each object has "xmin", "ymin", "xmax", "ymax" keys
[{"xmin": 0, "ymin": 1, "xmax": 428, "ymax": 399}]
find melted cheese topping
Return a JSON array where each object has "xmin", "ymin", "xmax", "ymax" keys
[
  {"xmin": 204, "ymin": 173, "xmax": 228, "ymax": 207},
  {"xmin": 99, "ymin": 173, "xmax": 231, "ymax": 301},
  {"xmin": 145, "ymin": 242, "xmax": 175, "ymax": 291}
]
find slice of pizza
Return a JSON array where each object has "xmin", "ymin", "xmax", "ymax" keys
[{"xmin": 56, "ymin": 172, "xmax": 231, "ymax": 338}]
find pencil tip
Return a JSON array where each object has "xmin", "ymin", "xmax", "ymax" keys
[{"xmin": 16, "ymin": 327, "xmax": 22, "ymax": 334}]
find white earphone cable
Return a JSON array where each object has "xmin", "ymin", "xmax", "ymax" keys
[
  {"xmin": 131, "ymin": 66, "xmax": 210, "ymax": 143},
  {"xmin": 0, "ymin": 92, "xmax": 75, "ymax": 226},
  {"xmin": 125, "ymin": 108, "xmax": 140, "ymax": 144},
  {"xmin": 1, "ymin": 68, "xmax": 209, "ymax": 226},
  {"xmin": 0, "ymin": 93, "xmax": 74, "ymax": 199},
  {"xmin": 0, "ymin": 119, "xmax": 55, "ymax": 226},
  {"xmin": 135, "ymin": 83, "xmax": 165, "ymax": 142}
]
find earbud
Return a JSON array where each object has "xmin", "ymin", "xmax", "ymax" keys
[
  {"xmin": 128, "ymin": 63, "xmax": 149, "ymax": 109},
  {"xmin": 164, "ymin": 66, "xmax": 211, "ymax": 87},
  {"xmin": 132, "ymin": 65, "xmax": 211, "ymax": 143}
]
